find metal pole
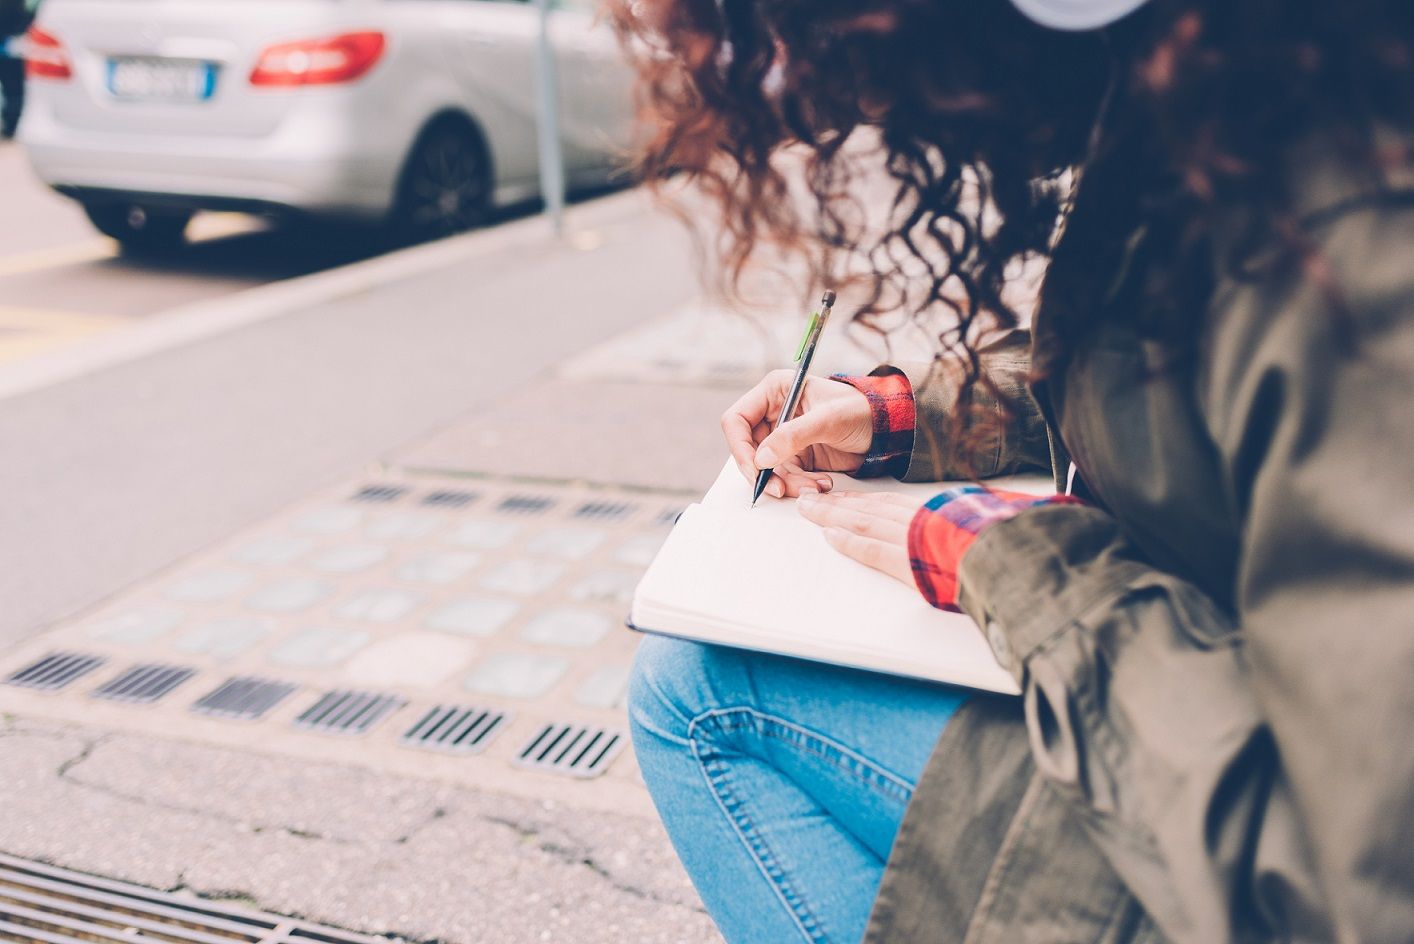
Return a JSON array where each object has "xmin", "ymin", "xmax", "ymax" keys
[{"xmin": 532, "ymin": 0, "xmax": 566, "ymax": 237}]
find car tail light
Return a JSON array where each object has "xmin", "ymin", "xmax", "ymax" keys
[
  {"xmin": 25, "ymin": 26, "xmax": 72, "ymax": 80},
  {"xmin": 249, "ymin": 31, "xmax": 386, "ymax": 87}
]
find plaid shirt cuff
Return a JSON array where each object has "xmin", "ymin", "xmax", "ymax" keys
[
  {"xmin": 909, "ymin": 487, "xmax": 1083, "ymax": 611},
  {"xmin": 832, "ymin": 370, "xmax": 915, "ymax": 479}
]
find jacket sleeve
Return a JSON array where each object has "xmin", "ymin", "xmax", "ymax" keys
[
  {"xmin": 887, "ymin": 328, "xmax": 1053, "ymax": 482},
  {"xmin": 953, "ymin": 197, "xmax": 1414, "ymax": 943}
]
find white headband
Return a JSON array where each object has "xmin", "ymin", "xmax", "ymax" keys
[{"xmin": 1010, "ymin": 0, "xmax": 1149, "ymax": 30}]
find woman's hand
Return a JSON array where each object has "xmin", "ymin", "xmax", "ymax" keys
[
  {"xmin": 794, "ymin": 489, "xmax": 916, "ymax": 587},
  {"xmin": 721, "ymin": 370, "xmax": 874, "ymax": 499}
]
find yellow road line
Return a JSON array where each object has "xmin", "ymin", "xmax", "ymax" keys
[
  {"xmin": 0, "ymin": 240, "xmax": 116, "ymax": 280},
  {"xmin": 0, "ymin": 212, "xmax": 266, "ymax": 281},
  {"xmin": 0, "ymin": 306, "xmax": 127, "ymax": 365}
]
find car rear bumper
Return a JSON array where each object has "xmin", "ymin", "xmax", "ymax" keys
[{"xmin": 20, "ymin": 101, "xmax": 405, "ymax": 219}]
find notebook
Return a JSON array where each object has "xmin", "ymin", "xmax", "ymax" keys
[{"xmin": 629, "ymin": 460, "xmax": 1052, "ymax": 695}]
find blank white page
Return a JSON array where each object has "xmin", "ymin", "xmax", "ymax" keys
[{"xmin": 631, "ymin": 460, "xmax": 1042, "ymax": 694}]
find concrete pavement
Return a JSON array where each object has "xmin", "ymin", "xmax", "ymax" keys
[{"xmin": 0, "ymin": 184, "xmax": 843, "ymax": 944}]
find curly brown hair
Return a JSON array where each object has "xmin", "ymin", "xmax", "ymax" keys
[{"xmin": 607, "ymin": 0, "xmax": 1414, "ymax": 471}]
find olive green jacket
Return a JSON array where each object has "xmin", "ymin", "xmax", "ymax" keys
[{"xmin": 863, "ymin": 144, "xmax": 1414, "ymax": 943}]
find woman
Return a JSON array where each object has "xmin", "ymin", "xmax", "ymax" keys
[{"xmin": 613, "ymin": 0, "xmax": 1414, "ymax": 941}]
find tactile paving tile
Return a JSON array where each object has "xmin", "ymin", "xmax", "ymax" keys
[
  {"xmin": 0, "ymin": 471, "xmax": 698, "ymax": 803},
  {"xmin": 85, "ymin": 606, "xmax": 184, "ymax": 645}
]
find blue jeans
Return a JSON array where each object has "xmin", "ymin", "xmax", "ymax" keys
[{"xmin": 629, "ymin": 635, "xmax": 968, "ymax": 943}]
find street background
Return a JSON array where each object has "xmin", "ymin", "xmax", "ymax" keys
[{"xmin": 0, "ymin": 113, "xmax": 907, "ymax": 941}]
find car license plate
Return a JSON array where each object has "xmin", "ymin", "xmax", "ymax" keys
[{"xmin": 107, "ymin": 57, "xmax": 216, "ymax": 102}]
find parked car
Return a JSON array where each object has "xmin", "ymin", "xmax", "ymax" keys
[{"xmin": 18, "ymin": 0, "xmax": 634, "ymax": 250}]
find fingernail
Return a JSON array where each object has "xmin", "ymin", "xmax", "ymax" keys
[
  {"xmin": 755, "ymin": 445, "xmax": 779, "ymax": 468},
  {"xmin": 767, "ymin": 479, "xmax": 784, "ymax": 497},
  {"xmin": 815, "ymin": 478, "xmax": 832, "ymax": 492}
]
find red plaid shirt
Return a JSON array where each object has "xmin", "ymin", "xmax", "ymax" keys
[
  {"xmin": 835, "ymin": 371, "xmax": 1077, "ymax": 611},
  {"xmin": 832, "ymin": 370, "xmax": 916, "ymax": 479}
]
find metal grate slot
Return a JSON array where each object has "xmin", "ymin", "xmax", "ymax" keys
[
  {"xmin": 495, "ymin": 494, "xmax": 555, "ymax": 516},
  {"xmin": 399, "ymin": 704, "xmax": 509, "ymax": 755},
  {"xmin": 294, "ymin": 689, "xmax": 405, "ymax": 736},
  {"xmin": 350, "ymin": 484, "xmax": 407, "ymax": 503},
  {"xmin": 420, "ymin": 489, "xmax": 477, "ymax": 508},
  {"xmin": 654, "ymin": 506, "xmax": 687, "ymax": 527},
  {"xmin": 191, "ymin": 676, "xmax": 298, "ymax": 721},
  {"xmin": 572, "ymin": 499, "xmax": 637, "ymax": 522},
  {"xmin": 514, "ymin": 722, "xmax": 625, "ymax": 779},
  {"xmin": 0, "ymin": 851, "xmax": 388, "ymax": 944},
  {"xmin": 4, "ymin": 652, "xmax": 106, "ymax": 692},
  {"xmin": 92, "ymin": 662, "xmax": 195, "ymax": 705}
]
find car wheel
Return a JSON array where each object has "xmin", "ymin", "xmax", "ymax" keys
[
  {"xmin": 390, "ymin": 119, "xmax": 492, "ymax": 245},
  {"xmin": 83, "ymin": 203, "xmax": 192, "ymax": 254}
]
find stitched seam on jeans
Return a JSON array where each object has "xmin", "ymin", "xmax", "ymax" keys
[
  {"xmin": 691, "ymin": 740, "xmax": 827, "ymax": 943},
  {"xmin": 690, "ymin": 706, "xmax": 917, "ymax": 804}
]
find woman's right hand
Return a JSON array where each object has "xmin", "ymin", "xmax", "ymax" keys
[{"xmin": 721, "ymin": 370, "xmax": 875, "ymax": 499}]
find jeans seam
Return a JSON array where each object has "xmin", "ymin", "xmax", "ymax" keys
[
  {"xmin": 686, "ymin": 706, "xmax": 916, "ymax": 943},
  {"xmin": 690, "ymin": 706, "xmax": 917, "ymax": 803}
]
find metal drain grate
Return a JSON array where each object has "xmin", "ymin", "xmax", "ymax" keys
[
  {"xmin": 399, "ymin": 704, "xmax": 509, "ymax": 755},
  {"xmin": 654, "ymin": 506, "xmax": 687, "ymax": 527},
  {"xmin": 92, "ymin": 663, "xmax": 195, "ymax": 705},
  {"xmin": 0, "ymin": 851, "xmax": 389, "ymax": 944},
  {"xmin": 4, "ymin": 652, "xmax": 106, "ymax": 692},
  {"xmin": 350, "ymin": 484, "xmax": 407, "ymax": 503},
  {"xmin": 496, "ymin": 494, "xmax": 555, "ymax": 515},
  {"xmin": 573, "ymin": 499, "xmax": 637, "ymax": 522},
  {"xmin": 421, "ymin": 489, "xmax": 477, "ymax": 508},
  {"xmin": 514, "ymin": 722, "xmax": 625, "ymax": 779},
  {"xmin": 191, "ymin": 676, "xmax": 298, "ymax": 721},
  {"xmin": 294, "ymin": 689, "xmax": 405, "ymax": 736}
]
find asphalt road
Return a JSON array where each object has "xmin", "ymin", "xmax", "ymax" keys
[{"xmin": 0, "ymin": 151, "xmax": 695, "ymax": 649}]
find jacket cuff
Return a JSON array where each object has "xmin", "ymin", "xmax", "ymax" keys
[
  {"xmin": 831, "ymin": 369, "xmax": 915, "ymax": 479},
  {"xmin": 955, "ymin": 503, "xmax": 1141, "ymax": 682}
]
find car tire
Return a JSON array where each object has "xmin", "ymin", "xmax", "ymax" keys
[
  {"xmin": 83, "ymin": 203, "xmax": 192, "ymax": 254},
  {"xmin": 389, "ymin": 117, "xmax": 492, "ymax": 245}
]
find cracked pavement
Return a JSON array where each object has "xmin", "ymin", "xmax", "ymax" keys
[{"xmin": 0, "ymin": 714, "xmax": 719, "ymax": 942}]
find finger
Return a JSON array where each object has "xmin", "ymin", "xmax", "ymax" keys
[
  {"xmin": 772, "ymin": 463, "xmax": 834, "ymax": 498},
  {"xmin": 722, "ymin": 375, "xmax": 786, "ymax": 481},
  {"xmin": 809, "ymin": 490, "xmax": 916, "ymax": 524},
  {"xmin": 822, "ymin": 527, "xmax": 913, "ymax": 585},
  {"xmin": 830, "ymin": 490, "xmax": 925, "ymax": 512},
  {"xmin": 797, "ymin": 494, "xmax": 909, "ymax": 544},
  {"xmin": 755, "ymin": 404, "xmax": 850, "ymax": 471}
]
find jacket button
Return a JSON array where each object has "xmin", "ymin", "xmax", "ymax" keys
[{"xmin": 986, "ymin": 619, "xmax": 1013, "ymax": 670}]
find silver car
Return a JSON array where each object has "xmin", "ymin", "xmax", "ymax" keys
[{"xmin": 19, "ymin": 0, "xmax": 634, "ymax": 249}]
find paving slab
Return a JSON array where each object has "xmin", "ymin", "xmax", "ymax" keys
[{"xmin": 0, "ymin": 715, "xmax": 718, "ymax": 944}]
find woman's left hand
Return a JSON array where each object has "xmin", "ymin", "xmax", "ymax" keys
[{"xmin": 795, "ymin": 489, "xmax": 917, "ymax": 587}]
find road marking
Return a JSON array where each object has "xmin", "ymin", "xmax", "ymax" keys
[
  {"xmin": 0, "ymin": 213, "xmax": 263, "ymax": 282},
  {"xmin": 0, "ymin": 240, "xmax": 116, "ymax": 279},
  {"xmin": 0, "ymin": 306, "xmax": 127, "ymax": 365}
]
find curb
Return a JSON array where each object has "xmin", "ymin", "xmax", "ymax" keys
[{"xmin": 0, "ymin": 187, "xmax": 651, "ymax": 403}]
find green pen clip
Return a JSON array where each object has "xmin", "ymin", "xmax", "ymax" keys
[{"xmin": 794, "ymin": 311, "xmax": 820, "ymax": 362}]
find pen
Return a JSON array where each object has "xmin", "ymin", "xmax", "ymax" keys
[{"xmin": 752, "ymin": 289, "xmax": 836, "ymax": 506}]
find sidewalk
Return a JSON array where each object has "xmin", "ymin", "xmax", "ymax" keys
[{"xmin": 0, "ymin": 191, "xmax": 893, "ymax": 943}]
